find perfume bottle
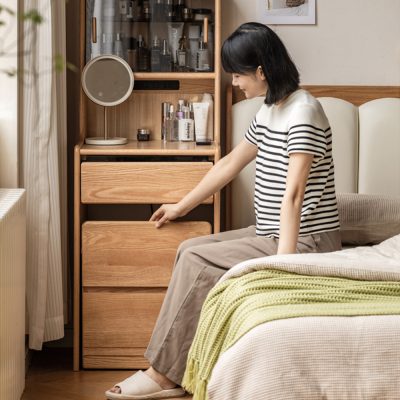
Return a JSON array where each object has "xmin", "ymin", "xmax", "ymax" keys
[
  {"xmin": 176, "ymin": 36, "xmax": 188, "ymax": 71},
  {"xmin": 166, "ymin": 104, "xmax": 179, "ymax": 141},
  {"xmin": 179, "ymin": 107, "xmax": 194, "ymax": 141},
  {"xmin": 150, "ymin": 36, "xmax": 161, "ymax": 71},
  {"xmin": 174, "ymin": 0, "xmax": 185, "ymax": 22},
  {"xmin": 195, "ymin": 37, "xmax": 210, "ymax": 71},
  {"xmin": 137, "ymin": 34, "xmax": 150, "ymax": 71},
  {"xmin": 160, "ymin": 39, "xmax": 172, "ymax": 72}
]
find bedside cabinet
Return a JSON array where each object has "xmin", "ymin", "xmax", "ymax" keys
[{"xmin": 74, "ymin": 142, "xmax": 220, "ymax": 370}]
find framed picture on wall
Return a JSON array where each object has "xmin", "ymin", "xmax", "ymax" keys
[{"xmin": 257, "ymin": 0, "xmax": 316, "ymax": 25}]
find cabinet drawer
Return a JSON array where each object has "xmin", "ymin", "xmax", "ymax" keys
[
  {"xmin": 81, "ymin": 161, "xmax": 213, "ymax": 204},
  {"xmin": 82, "ymin": 221, "xmax": 212, "ymax": 287},
  {"xmin": 82, "ymin": 290, "xmax": 164, "ymax": 369}
]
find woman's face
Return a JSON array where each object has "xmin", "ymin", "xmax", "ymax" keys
[{"xmin": 231, "ymin": 68, "xmax": 268, "ymax": 99}]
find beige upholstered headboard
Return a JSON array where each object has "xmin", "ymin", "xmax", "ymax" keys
[{"xmin": 226, "ymin": 85, "xmax": 400, "ymax": 230}]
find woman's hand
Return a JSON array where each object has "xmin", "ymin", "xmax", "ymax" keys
[{"xmin": 150, "ymin": 203, "xmax": 185, "ymax": 228}]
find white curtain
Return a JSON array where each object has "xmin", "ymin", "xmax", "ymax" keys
[{"xmin": 22, "ymin": 0, "xmax": 67, "ymax": 349}]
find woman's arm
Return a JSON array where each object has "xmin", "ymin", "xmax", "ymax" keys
[
  {"xmin": 278, "ymin": 153, "xmax": 314, "ymax": 254},
  {"xmin": 150, "ymin": 139, "xmax": 257, "ymax": 227}
]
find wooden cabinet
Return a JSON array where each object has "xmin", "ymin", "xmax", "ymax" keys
[
  {"xmin": 81, "ymin": 221, "xmax": 211, "ymax": 368},
  {"xmin": 74, "ymin": 0, "xmax": 221, "ymax": 370}
]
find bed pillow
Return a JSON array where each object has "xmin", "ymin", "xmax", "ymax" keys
[{"xmin": 337, "ymin": 193, "xmax": 400, "ymax": 245}]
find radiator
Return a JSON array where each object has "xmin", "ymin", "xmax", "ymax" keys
[{"xmin": 0, "ymin": 189, "xmax": 26, "ymax": 400}]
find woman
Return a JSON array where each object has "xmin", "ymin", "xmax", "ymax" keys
[{"xmin": 106, "ymin": 22, "xmax": 341, "ymax": 400}]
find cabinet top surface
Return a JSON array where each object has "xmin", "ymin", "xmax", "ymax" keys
[{"xmin": 79, "ymin": 140, "xmax": 218, "ymax": 156}]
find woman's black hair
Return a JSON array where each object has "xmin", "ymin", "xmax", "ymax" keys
[{"xmin": 221, "ymin": 22, "xmax": 300, "ymax": 105}]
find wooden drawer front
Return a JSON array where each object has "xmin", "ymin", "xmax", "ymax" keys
[
  {"xmin": 81, "ymin": 161, "xmax": 213, "ymax": 204},
  {"xmin": 82, "ymin": 290, "xmax": 163, "ymax": 369},
  {"xmin": 82, "ymin": 221, "xmax": 212, "ymax": 287}
]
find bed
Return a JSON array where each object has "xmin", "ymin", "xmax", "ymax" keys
[{"xmin": 204, "ymin": 86, "xmax": 400, "ymax": 399}]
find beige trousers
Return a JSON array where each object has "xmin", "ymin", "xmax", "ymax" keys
[{"xmin": 144, "ymin": 226, "xmax": 342, "ymax": 384}]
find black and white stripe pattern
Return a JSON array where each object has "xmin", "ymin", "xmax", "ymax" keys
[{"xmin": 245, "ymin": 90, "xmax": 340, "ymax": 238}]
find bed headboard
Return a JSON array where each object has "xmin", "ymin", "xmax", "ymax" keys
[{"xmin": 226, "ymin": 85, "xmax": 400, "ymax": 230}]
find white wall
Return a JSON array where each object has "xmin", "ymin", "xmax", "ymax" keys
[
  {"xmin": 0, "ymin": 0, "xmax": 19, "ymax": 188},
  {"xmin": 221, "ymin": 0, "xmax": 400, "ymax": 85}
]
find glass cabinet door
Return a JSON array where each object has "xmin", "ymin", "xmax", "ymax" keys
[{"xmin": 85, "ymin": 0, "xmax": 215, "ymax": 72}]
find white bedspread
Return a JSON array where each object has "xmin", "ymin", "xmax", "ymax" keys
[{"xmin": 207, "ymin": 234, "xmax": 400, "ymax": 400}]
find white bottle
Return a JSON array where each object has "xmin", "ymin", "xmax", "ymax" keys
[
  {"xmin": 196, "ymin": 93, "xmax": 213, "ymax": 144},
  {"xmin": 179, "ymin": 107, "xmax": 195, "ymax": 141}
]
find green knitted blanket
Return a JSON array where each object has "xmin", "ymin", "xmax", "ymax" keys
[{"xmin": 181, "ymin": 269, "xmax": 400, "ymax": 400}]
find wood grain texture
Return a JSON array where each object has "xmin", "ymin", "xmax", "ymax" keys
[
  {"xmin": 73, "ymin": 144, "xmax": 82, "ymax": 371},
  {"xmin": 231, "ymin": 85, "xmax": 400, "ymax": 106},
  {"xmin": 22, "ymin": 348, "xmax": 192, "ymax": 399},
  {"xmin": 81, "ymin": 162, "xmax": 213, "ymax": 204},
  {"xmin": 82, "ymin": 221, "xmax": 212, "ymax": 287},
  {"xmin": 82, "ymin": 290, "xmax": 165, "ymax": 368},
  {"xmin": 79, "ymin": 140, "xmax": 217, "ymax": 156}
]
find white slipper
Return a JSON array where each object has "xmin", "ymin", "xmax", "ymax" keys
[{"xmin": 105, "ymin": 370, "xmax": 187, "ymax": 400}]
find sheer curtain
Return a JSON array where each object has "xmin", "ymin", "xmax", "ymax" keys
[{"xmin": 22, "ymin": 0, "xmax": 67, "ymax": 349}]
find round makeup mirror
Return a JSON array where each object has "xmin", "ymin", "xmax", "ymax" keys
[{"xmin": 82, "ymin": 55, "xmax": 134, "ymax": 145}]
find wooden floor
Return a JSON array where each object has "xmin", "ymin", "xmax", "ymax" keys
[{"xmin": 22, "ymin": 347, "xmax": 192, "ymax": 400}]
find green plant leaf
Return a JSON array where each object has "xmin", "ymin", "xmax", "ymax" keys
[
  {"xmin": 54, "ymin": 54, "xmax": 64, "ymax": 72},
  {"xmin": 0, "ymin": 5, "xmax": 16, "ymax": 16},
  {"xmin": 22, "ymin": 9, "xmax": 43, "ymax": 24}
]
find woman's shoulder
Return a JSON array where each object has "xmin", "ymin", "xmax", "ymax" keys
[
  {"xmin": 286, "ymin": 89, "xmax": 329, "ymax": 129},
  {"xmin": 288, "ymin": 89, "xmax": 321, "ymax": 109}
]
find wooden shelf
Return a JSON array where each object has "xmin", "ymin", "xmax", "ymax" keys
[
  {"xmin": 133, "ymin": 72, "xmax": 216, "ymax": 80},
  {"xmin": 80, "ymin": 140, "xmax": 218, "ymax": 156}
]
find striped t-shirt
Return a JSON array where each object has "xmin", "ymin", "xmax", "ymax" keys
[{"xmin": 245, "ymin": 89, "xmax": 340, "ymax": 237}]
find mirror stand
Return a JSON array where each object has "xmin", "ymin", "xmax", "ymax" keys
[
  {"xmin": 85, "ymin": 106, "xmax": 128, "ymax": 146},
  {"xmin": 82, "ymin": 55, "xmax": 134, "ymax": 146}
]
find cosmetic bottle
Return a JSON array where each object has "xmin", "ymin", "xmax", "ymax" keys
[
  {"xmin": 137, "ymin": 35, "xmax": 150, "ymax": 71},
  {"xmin": 195, "ymin": 38, "xmax": 210, "ymax": 71},
  {"xmin": 176, "ymin": 36, "xmax": 188, "ymax": 71},
  {"xmin": 160, "ymin": 39, "xmax": 172, "ymax": 72},
  {"xmin": 132, "ymin": 0, "xmax": 142, "ymax": 21},
  {"xmin": 143, "ymin": 0, "xmax": 151, "ymax": 21},
  {"xmin": 150, "ymin": 36, "xmax": 161, "ymax": 72},
  {"xmin": 193, "ymin": 102, "xmax": 210, "ymax": 144},
  {"xmin": 176, "ymin": 99, "xmax": 185, "ymax": 119},
  {"xmin": 174, "ymin": 0, "xmax": 185, "ymax": 22},
  {"xmin": 119, "ymin": 0, "xmax": 128, "ymax": 16},
  {"xmin": 179, "ymin": 107, "xmax": 194, "ymax": 141},
  {"xmin": 161, "ymin": 102, "xmax": 170, "ymax": 142},
  {"xmin": 165, "ymin": 0, "xmax": 175, "ymax": 21},
  {"xmin": 167, "ymin": 23, "xmax": 184, "ymax": 67},
  {"xmin": 167, "ymin": 105, "xmax": 179, "ymax": 141},
  {"xmin": 197, "ymin": 93, "xmax": 213, "ymax": 144},
  {"xmin": 182, "ymin": 7, "xmax": 193, "ymax": 22},
  {"xmin": 126, "ymin": 0, "xmax": 133, "ymax": 19},
  {"xmin": 137, "ymin": 128, "xmax": 151, "ymax": 141},
  {"xmin": 127, "ymin": 37, "xmax": 138, "ymax": 70},
  {"xmin": 114, "ymin": 33, "xmax": 124, "ymax": 58},
  {"xmin": 153, "ymin": 0, "xmax": 165, "ymax": 22},
  {"xmin": 188, "ymin": 24, "xmax": 201, "ymax": 71}
]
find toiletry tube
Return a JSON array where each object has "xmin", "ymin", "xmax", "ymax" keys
[
  {"xmin": 193, "ymin": 102, "xmax": 210, "ymax": 144},
  {"xmin": 168, "ymin": 23, "xmax": 184, "ymax": 64},
  {"xmin": 202, "ymin": 93, "xmax": 214, "ymax": 142}
]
